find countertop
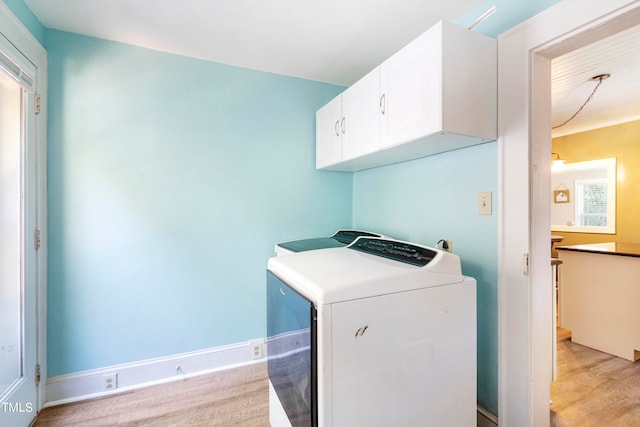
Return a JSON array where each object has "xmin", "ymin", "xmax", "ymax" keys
[{"xmin": 556, "ymin": 242, "xmax": 640, "ymax": 258}]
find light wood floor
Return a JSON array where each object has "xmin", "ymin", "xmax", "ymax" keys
[
  {"xmin": 33, "ymin": 363, "xmax": 269, "ymax": 426},
  {"xmin": 551, "ymin": 337, "xmax": 640, "ymax": 427},
  {"xmin": 32, "ymin": 341, "xmax": 640, "ymax": 427}
]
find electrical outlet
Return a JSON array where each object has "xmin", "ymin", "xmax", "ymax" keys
[
  {"xmin": 102, "ymin": 373, "xmax": 118, "ymax": 392},
  {"xmin": 444, "ymin": 240, "xmax": 453, "ymax": 252},
  {"xmin": 250, "ymin": 340, "xmax": 264, "ymax": 360}
]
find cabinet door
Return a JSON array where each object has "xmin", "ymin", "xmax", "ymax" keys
[
  {"xmin": 331, "ymin": 284, "xmax": 476, "ymax": 427},
  {"xmin": 380, "ymin": 25, "xmax": 442, "ymax": 149},
  {"xmin": 341, "ymin": 68, "xmax": 380, "ymax": 161},
  {"xmin": 315, "ymin": 95, "xmax": 343, "ymax": 169}
]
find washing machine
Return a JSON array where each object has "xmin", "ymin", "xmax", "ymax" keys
[
  {"xmin": 266, "ymin": 236, "xmax": 477, "ymax": 427},
  {"xmin": 274, "ymin": 229, "xmax": 385, "ymax": 256}
]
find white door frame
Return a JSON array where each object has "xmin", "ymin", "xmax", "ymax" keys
[
  {"xmin": 498, "ymin": 0, "xmax": 640, "ymax": 425},
  {"xmin": 0, "ymin": 1, "xmax": 47, "ymax": 419}
]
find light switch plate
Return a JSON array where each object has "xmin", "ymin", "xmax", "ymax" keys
[{"xmin": 478, "ymin": 192, "xmax": 492, "ymax": 215}]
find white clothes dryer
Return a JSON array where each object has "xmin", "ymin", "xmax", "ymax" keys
[{"xmin": 266, "ymin": 236, "xmax": 477, "ymax": 427}]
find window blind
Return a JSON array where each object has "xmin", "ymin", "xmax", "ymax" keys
[{"xmin": 0, "ymin": 32, "xmax": 35, "ymax": 91}]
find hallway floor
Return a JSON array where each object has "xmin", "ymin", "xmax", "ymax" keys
[{"xmin": 551, "ymin": 338, "xmax": 640, "ymax": 426}]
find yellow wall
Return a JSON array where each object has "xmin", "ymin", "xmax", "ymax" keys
[{"xmin": 552, "ymin": 119, "xmax": 640, "ymax": 250}]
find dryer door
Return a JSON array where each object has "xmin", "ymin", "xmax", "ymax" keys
[{"xmin": 266, "ymin": 271, "xmax": 317, "ymax": 426}]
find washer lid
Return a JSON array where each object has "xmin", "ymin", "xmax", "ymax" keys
[
  {"xmin": 276, "ymin": 237, "xmax": 345, "ymax": 253},
  {"xmin": 268, "ymin": 238, "xmax": 467, "ymax": 305},
  {"xmin": 276, "ymin": 229, "xmax": 384, "ymax": 253}
]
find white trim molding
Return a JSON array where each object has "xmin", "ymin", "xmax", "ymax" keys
[{"xmin": 45, "ymin": 339, "xmax": 265, "ymax": 407}]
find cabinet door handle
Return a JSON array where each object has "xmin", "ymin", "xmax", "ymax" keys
[
  {"xmin": 380, "ymin": 94, "xmax": 386, "ymax": 114},
  {"xmin": 341, "ymin": 117, "xmax": 346, "ymax": 134},
  {"xmin": 335, "ymin": 120, "xmax": 340, "ymax": 136}
]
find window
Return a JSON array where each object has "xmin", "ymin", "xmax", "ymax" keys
[{"xmin": 575, "ymin": 179, "xmax": 607, "ymax": 227}]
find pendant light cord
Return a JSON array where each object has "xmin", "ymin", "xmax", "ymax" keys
[{"xmin": 552, "ymin": 74, "xmax": 609, "ymax": 129}]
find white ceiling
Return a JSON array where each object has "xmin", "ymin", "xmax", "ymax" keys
[
  {"xmin": 23, "ymin": 0, "xmax": 483, "ymax": 86},
  {"xmin": 23, "ymin": 0, "xmax": 640, "ymax": 137},
  {"xmin": 551, "ymin": 23, "xmax": 640, "ymax": 137}
]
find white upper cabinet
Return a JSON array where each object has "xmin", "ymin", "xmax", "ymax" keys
[
  {"xmin": 316, "ymin": 68, "xmax": 380, "ymax": 169},
  {"xmin": 316, "ymin": 20, "xmax": 497, "ymax": 172},
  {"xmin": 379, "ymin": 23, "xmax": 442, "ymax": 148},
  {"xmin": 341, "ymin": 68, "xmax": 380, "ymax": 161},
  {"xmin": 316, "ymin": 95, "xmax": 342, "ymax": 169}
]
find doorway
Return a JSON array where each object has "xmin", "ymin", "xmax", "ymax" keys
[
  {"xmin": 0, "ymin": 50, "xmax": 37, "ymax": 427},
  {"xmin": 549, "ymin": 23, "xmax": 640, "ymax": 423},
  {"xmin": 0, "ymin": 4, "xmax": 47, "ymax": 426},
  {"xmin": 498, "ymin": 1, "xmax": 640, "ymax": 425}
]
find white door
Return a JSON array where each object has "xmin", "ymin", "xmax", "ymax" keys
[
  {"xmin": 379, "ymin": 25, "xmax": 441, "ymax": 149},
  {"xmin": 341, "ymin": 67, "xmax": 380, "ymax": 161},
  {"xmin": 0, "ymin": 11, "xmax": 45, "ymax": 424},
  {"xmin": 315, "ymin": 95, "xmax": 342, "ymax": 169},
  {"xmin": 0, "ymin": 63, "xmax": 38, "ymax": 427}
]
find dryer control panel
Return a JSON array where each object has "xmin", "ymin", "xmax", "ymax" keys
[
  {"xmin": 348, "ymin": 238, "xmax": 437, "ymax": 267},
  {"xmin": 331, "ymin": 229, "xmax": 383, "ymax": 244}
]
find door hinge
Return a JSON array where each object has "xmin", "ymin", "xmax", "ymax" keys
[
  {"xmin": 35, "ymin": 94, "xmax": 41, "ymax": 114},
  {"xmin": 523, "ymin": 253, "xmax": 529, "ymax": 276},
  {"xmin": 34, "ymin": 229, "xmax": 41, "ymax": 250},
  {"xmin": 35, "ymin": 364, "xmax": 41, "ymax": 385}
]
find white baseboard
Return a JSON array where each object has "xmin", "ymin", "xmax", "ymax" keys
[
  {"xmin": 46, "ymin": 338, "xmax": 500, "ymax": 427},
  {"xmin": 44, "ymin": 338, "xmax": 265, "ymax": 408}
]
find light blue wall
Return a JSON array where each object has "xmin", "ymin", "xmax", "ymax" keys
[
  {"xmin": 454, "ymin": 0, "xmax": 561, "ymax": 37},
  {"xmin": 45, "ymin": 30, "xmax": 350, "ymax": 376},
  {"xmin": 6, "ymin": 0, "xmax": 564, "ymax": 413},
  {"xmin": 352, "ymin": 142, "xmax": 498, "ymax": 411}
]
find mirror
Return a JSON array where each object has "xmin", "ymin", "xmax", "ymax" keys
[{"xmin": 551, "ymin": 157, "xmax": 616, "ymax": 234}]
